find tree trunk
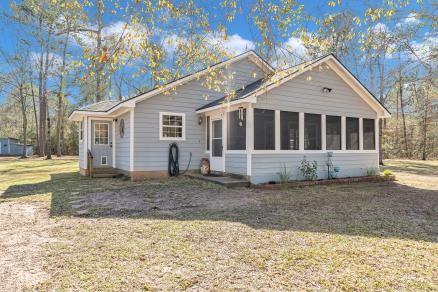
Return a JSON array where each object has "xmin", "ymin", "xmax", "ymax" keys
[
  {"xmin": 56, "ymin": 29, "xmax": 70, "ymax": 157},
  {"xmin": 29, "ymin": 72, "xmax": 39, "ymax": 154},
  {"xmin": 38, "ymin": 15, "xmax": 46, "ymax": 156},
  {"xmin": 377, "ymin": 55, "xmax": 385, "ymax": 165},
  {"xmin": 399, "ymin": 78, "xmax": 409, "ymax": 158},
  {"xmin": 96, "ymin": 0, "xmax": 104, "ymax": 102},
  {"xmin": 19, "ymin": 84, "xmax": 27, "ymax": 158},
  {"xmin": 46, "ymin": 115, "xmax": 52, "ymax": 159}
]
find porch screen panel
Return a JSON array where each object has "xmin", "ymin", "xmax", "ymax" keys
[
  {"xmin": 212, "ymin": 120, "xmax": 222, "ymax": 157},
  {"xmin": 363, "ymin": 118, "xmax": 375, "ymax": 150},
  {"xmin": 304, "ymin": 113, "xmax": 321, "ymax": 150},
  {"xmin": 227, "ymin": 109, "xmax": 246, "ymax": 150},
  {"xmin": 254, "ymin": 109, "xmax": 275, "ymax": 150},
  {"xmin": 346, "ymin": 117, "xmax": 359, "ymax": 150},
  {"xmin": 280, "ymin": 111, "xmax": 299, "ymax": 150},
  {"xmin": 326, "ymin": 115, "xmax": 341, "ymax": 150}
]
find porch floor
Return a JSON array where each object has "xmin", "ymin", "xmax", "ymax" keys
[{"xmin": 186, "ymin": 173, "xmax": 250, "ymax": 188}]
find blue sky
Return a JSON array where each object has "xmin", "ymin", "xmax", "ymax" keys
[{"xmin": 0, "ymin": 0, "xmax": 434, "ymax": 105}]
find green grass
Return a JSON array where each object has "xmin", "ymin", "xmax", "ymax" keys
[{"xmin": 1, "ymin": 157, "xmax": 437, "ymax": 290}]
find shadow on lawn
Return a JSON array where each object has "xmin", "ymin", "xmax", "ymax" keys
[{"xmin": 2, "ymin": 170, "xmax": 438, "ymax": 243}]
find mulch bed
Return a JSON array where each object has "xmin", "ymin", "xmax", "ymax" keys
[{"xmin": 254, "ymin": 175, "xmax": 396, "ymax": 190}]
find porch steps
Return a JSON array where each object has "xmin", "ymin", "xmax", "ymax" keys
[
  {"xmin": 92, "ymin": 167, "xmax": 119, "ymax": 178},
  {"xmin": 186, "ymin": 173, "xmax": 250, "ymax": 188}
]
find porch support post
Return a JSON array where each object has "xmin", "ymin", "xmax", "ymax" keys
[
  {"xmin": 83, "ymin": 117, "xmax": 88, "ymax": 168},
  {"xmin": 246, "ymin": 105, "xmax": 253, "ymax": 177},
  {"xmin": 299, "ymin": 112, "xmax": 304, "ymax": 150},
  {"xmin": 222, "ymin": 109, "xmax": 227, "ymax": 172},
  {"xmin": 275, "ymin": 110, "xmax": 280, "ymax": 150},
  {"xmin": 130, "ymin": 108, "xmax": 134, "ymax": 172},
  {"xmin": 321, "ymin": 114, "xmax": 326, "ymax": 151},
  {"xmin": 112, "ymin": 119, "xmax": 116, "ymax": 168},
  {"xmin": 341, "ymin": 116, "xmax": 346, "ymax": 150},
  {"xmin": 375, "ymin": 118, "xmax": 380, "ymax": 167},
  {"xmin": 359, "ymin": 118, "xmax": 364, "ymax": 151}
]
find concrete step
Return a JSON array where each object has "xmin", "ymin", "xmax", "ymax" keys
[{"xmin": 186, "ymin": 173, "xmax": 250, "ymax": 188}]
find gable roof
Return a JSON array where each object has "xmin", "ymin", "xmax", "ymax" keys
[
  {"xmin": 196, "ymin": 54, "xmax": 390, "ymax": 118},
  {"xmin": 69, "ymin": 50, "xmax": 274, "ymax": 120}
]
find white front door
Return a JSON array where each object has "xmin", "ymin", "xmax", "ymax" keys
[{"xmin": 210, "ymin": 118, "xmax": 224, "ymax": 172}]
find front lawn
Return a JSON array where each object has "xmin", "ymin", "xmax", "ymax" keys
[{"xmin": 0, "ymin": 157, "xmax": 437, "ymax": 290}]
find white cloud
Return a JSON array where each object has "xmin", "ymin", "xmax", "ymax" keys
[
  {"xmin": 283, "ymin": 36, "xmax": 308, "ymax": 58},
  {"xmin": 372, "ymin": 22, "xmax": 389, "ymax": 34},
  {"xmin": 163, "ymin": 33, "xmax": 254, "ymax": 56},
  {"xmin": 410, "ymin": 34, "xmax": 438, "ymax": 61}
]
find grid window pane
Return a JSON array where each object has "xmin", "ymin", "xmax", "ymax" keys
[
  {"xmin": 304, "ymin": 113, "xmax": 321, "ymax": 150},
  {"xmin": 254, "ymin": 109, "xmax": 275, "ymax": 150},
  {"xmin": 326, "ymin": 115, "xmax": 341, "ymax": 150},
  {"xmin": 363, "ymin": 118, "xmax": 375, "ymax": 150},
  {"xmin": 227, "ymin": 109, "xmax": 246, "ymax": 150},
  {"xmin": 161, "ymin": 114, "xmax": 184, "ymax": 139},
  {"xmin": 94, "ymin": 123, "xmax": 109, "ymax": 145},
  {"xmin": 280, "ymin": 111, "xmax": 299, "ymax": 150},
  {"xmin": 346, "ymin": 117, "xmax": 359, "ymax": 150}
]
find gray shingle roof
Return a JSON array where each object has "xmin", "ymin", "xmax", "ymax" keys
[{"xmin": 77, "ymin": 100, "xmax": 121, "ymax": 112}]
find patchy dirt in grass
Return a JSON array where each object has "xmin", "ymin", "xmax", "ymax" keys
[
  {"xmin": 69, "ymin": 181, "xmax": 260, "ymax": 216},
  {"xmin": 0, "ymin": 202, "xmax": 59, "ymax": 291}
]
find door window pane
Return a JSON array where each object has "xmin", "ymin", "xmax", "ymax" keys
[
  {"xmin": 254, "ymin": 109, "xmax": 275, "ymax": 150},
  {"xmin": 346, "ymin": 117, "xmax": 359, "ymax": 150},
  {"xmin": 94, "ymin": 123, "xmax": 109, "ymax": 145},
  {"xmin": 227, "ymin": 109, "xmax": 246, "ymax": 150},
  {"xmin": 363, "ymin": 118, "xmax": 375, "ymax": 150},
  {"xmin": 212, "ymin": 120, "xmax": 222, "ymax": 157},
  {"xmin": 304, "ymin": 114, "xmax": 321, "ymax": 150},
  {"xmin": 280, "ymin": 111, "xmax": 299, "ymax": 150},
  {"xmin": 326, "ymin": 115, "xmax": 341, "ymax": 150}
]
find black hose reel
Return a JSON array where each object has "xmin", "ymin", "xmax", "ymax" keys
[{"xmin": 168, "ymin": 142, "xmax": 192, "ymax": 177}]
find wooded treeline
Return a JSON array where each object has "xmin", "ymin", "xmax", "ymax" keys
[{"xmin": 0, "ymin": 0, "xmax": 436, "ymax": 160}]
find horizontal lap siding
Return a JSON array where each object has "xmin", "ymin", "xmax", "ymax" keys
[
  {"xmin": 256, "ymin": 67, "xmax": 377, "ymax": 118},
  {"xmin": 134, "ymin": 58, "xmax": 264, "ymax": 171},
  {"xmin": 251, "ymin": 152, "xmax": 378, "ymax": 184},
  {"xmin": 225, "ymin": 153, "xmax": 247, "ymax": 175},
  {"xmin": 115, "ymin": 112, "xmax": 130, "ymax": 171}
]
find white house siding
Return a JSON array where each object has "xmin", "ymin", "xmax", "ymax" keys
[
  {"xmin": 251, "ymin": 153, "xmax": 378, "ymax": 184},
  {"xmin": 133, "ymin": 58, "xmax": 265, "ymax": 172},
  {"xmin": 256, "ymin": 66, "xmax": 377, "ymax": 118},
  {"xmin": 225, "ymin": 153, "xmax": 247, "ymax": 175},
  {"xmin": 250, "ymin": 65, "xmax": 379, "ymax": 184},
  {"xmin": 115, "ymin": 111, "xmax": 131, "ymax": 171}
]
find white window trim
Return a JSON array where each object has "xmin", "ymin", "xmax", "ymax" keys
[
  {"xmin": 159, "ymin": 112, "xmax": 186, "ymax": 141},
  {"xmin": 101, "ymin": 155, "xmax": 108, "ymax": 165},
  {"xmin": 94, "ymin": 122, "xmax": 110, "ymax": 145}
]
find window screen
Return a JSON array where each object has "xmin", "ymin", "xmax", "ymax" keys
[
  {"xmin": 346, "ymin": 117, "xmax": 359, "ymax": 150},
  {"xmin": 280, "ymin": 111, "xmax": 299, "ymax": 150},
  {"xmin": 227, "ymin": 109, "xmax": 246, "ymax": 150},
  {"xmin": 304, "ymin": 113, "xmax": 321, "ymax": 150},
  {"xmin": 206, "ymin": 116, "xmax": 210, "ymax": 151},
  {"xmin": 363, "ymin": 118, "xmax": 375, "ymax": 150},
  {"xmin": 254, "ymin": 109, "xmax": 275, "ymax": 150},
  {"xmin": 326, "ymin": 115, "xmax": 341, "ymax": 150}
]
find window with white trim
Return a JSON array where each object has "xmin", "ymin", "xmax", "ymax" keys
[
  {"xmin": 326, "ymin": 115, "xmax": 341, "ymax": 150},
  {"xmin": 160, "ymin": 112, "xmax": 185, "ymax": 140},
  {"xmin": 94, "ymin": 123, "xmax": 109, "ymax": 145},
  {"xmin": 304, "ymin": 113, "xmax": 321, "ymax": 150},
  {"xmin": 363, "ymin": 118, "xmax": 375, "ymax": 150},
  {"xmin": 346, "ymin": 117, "xmax": 359, "ymax": 150}
]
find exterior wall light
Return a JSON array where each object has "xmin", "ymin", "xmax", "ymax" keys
[{"xmin": 322, "ymin": 87, "xmax": 332, "ymax": 93}]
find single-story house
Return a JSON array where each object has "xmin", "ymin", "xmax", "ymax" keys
[
  {"xmin": 69, "ymin": 51, "xmax": 390, "ymax": 184},
  {"xmin": 0, "ymin": 137, "xmax": 33, "ymax": 156}
]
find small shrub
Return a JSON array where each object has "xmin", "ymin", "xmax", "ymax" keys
[
  {"xmin": 277, "ymin": 164, "xmax": 292, "ymax": 184},
  {"xmin": 383, "ymin": 169, "xmax": 394, "ymax": 176},
  {"xmin": 365, "ymin": 167, "xmax": 378, "ymax": 176},
  {"xmin": 298, "ymin": 156, "xmax": 318, "ymax": 180}
]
